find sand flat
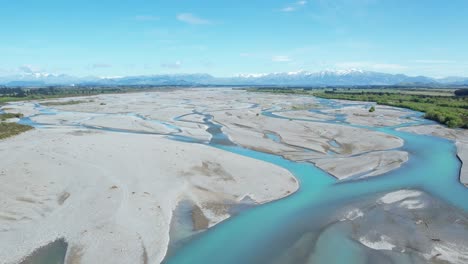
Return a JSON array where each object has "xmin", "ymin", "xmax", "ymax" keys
[
  {"xmin": 0, "ymin": 101, "xmax": 298, "ymax": 263},
  {"xmin": 3, "ymin": 88, "xmax": 463, "ymax": 263}
]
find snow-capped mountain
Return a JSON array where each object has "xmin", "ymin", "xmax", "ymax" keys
[
  {"xmin": 225, "ymin": 69, "xmax": 436, "ymax": 86},
  {"xmin": 0, "ymin": 69, "xmax": 466, "ymax": 87}
]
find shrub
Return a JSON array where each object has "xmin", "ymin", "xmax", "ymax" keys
[
  {"xmin": 0, "ymin": 123, "xmax": 33, "ymax": 139},
  {"xmin": 0, "ymin": 113, "xmax": 23, "ymax": 121},
  {"xmin": 455, "ymin": 89, "xmax": 468, "ymax": 97}
]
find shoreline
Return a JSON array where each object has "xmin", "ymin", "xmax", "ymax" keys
[
  {"xmin": 0, "ymin": 120, "xmax": 298, "ymax": 263},
  {"xmin": 3, "ymin": 90, "xmax": 461, "ymax": 183},
  {"xmin": 456, "ymin": 153, "xmax": 466, "ymax": 187},
  {"xmin": 397, "ymin": 124, "xmax": 468, "ymax": 187},
  {"xmin": 2, "ymin": 88, "xmax": 465, "ymax": 263}
]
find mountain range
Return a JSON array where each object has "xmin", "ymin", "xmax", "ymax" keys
[{"xmin": 1, "ymin": 69, "xmax": 467, "ymax": 87}]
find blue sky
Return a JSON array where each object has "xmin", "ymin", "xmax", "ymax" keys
[{"xmin": 1, "ymin": 0, "xmax": 467, "ymax": 78}]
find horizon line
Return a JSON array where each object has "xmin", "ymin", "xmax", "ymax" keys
[{"xmin": 1, "ymin": 69, "xmax": 467, "ymax": 80}]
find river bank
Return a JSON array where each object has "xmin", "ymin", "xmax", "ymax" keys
[
  {"xmin": 1, "ymin": 88, "xmax": 467, "ymax": 263},
  {"xmin": 0, "ymin": 90, "xmax": 299, "ymax": 263}
]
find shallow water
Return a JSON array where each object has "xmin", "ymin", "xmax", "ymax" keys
[
  {"xmin": 163, "ymin": 101, "xmax": 468, "ymax": 264},
  {"xmin": 10, "ymin": 96, "xmax": 467, "ymax": 264},
  {"xmin": 19, "ymin": 239, "xmax": 67, "ymax": 264},
  {"xmin": 266, "ymin": 132, "xmax": 281, "ymax": 143}
]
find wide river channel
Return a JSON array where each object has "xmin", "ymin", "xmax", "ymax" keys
[{"xmin": 13, "ymin": 95, "xmax": 468, "ymax": 264}]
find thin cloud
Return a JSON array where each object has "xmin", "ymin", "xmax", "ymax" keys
[
  {"xmin": 202, "ymin": 61, "xmax": 214, "ymax": 68},
  {"xmin": 91, "ymin": 63, "xmax": 112, "ymax": 69},
  {"xmin": 135, "ymin": 15, "xmax": 160, "ymax": 21},
  {"xmin": 177, "ymin": 13, "xmax": 211, "ymax": 25},
  {"xmin": 281, "ymin": 6, "xmax": 296, "ymax": 12},
  {"xmin": 336, "ymin": 61, "xmax": 407, "ymax": 71},
  {"xmin": 412, "ymin": 60, "xmax": 456, "ymax": 64},
  {"xmin": 18, "ymin": 65, "xmax": 41, "ymax": 74},
  {"xmin": 272, "ymin": 56, "xmax": 292, "ymax": 62},
  {"xmin": 281, "ymin": 1, "xmax": 308, "ymax": 12},
  {"xmin": 372, "ymin": 63, "xmax": 408, "ymax": 71},
  {"xmin": 281, "ymin": 7, "xmax": 296, "ymax": 12},
  {"xmin": 161, "ymin": 61, "xmax": 182, "ymax": 69}
]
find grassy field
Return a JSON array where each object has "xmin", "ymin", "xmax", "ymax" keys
[
  {"xmin": 0, "ymin": 86, "xmax": 180, "ymax": 105},
  {"xmin": 1, "ymin": 91, "xmax": 110, "ymax": 104},
  {"xmin": 42, "ymin": 100, "xmax": 89, "ymax": 106},
  {"xmin": 0, "ymin": 122, "xmax": 33, "ymax": 140},
  {"xmin": 323, "ymin": 88, "xmax": 456, "ymax": 96},
  {"xmin": 249, "ymin": 87, "xmax": 468, "ymax": 128},
  {"xmin": 0, "ymin": 113, "xmax": 23, "ymax": 121},
  {"xmin": 0, "ymin": 94, "xmax": 94, "ymax": 104}
]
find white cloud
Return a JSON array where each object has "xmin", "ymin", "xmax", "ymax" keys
[
  {"xmin": 18, "ymin": 65, "xmax": 41, "ymax": 74},
  {"xmin": 272, "ymin": 56, "xmax": 292, "ymax": 62},
  {"xmin": 281, "ymin": 7, "xmax": 296, "ymax": 12},
  {"xmin": 335, "ymin": 61, "xmax": 407, "ymax": 72},
  {"xmin": 135, "ymin": 15, "xmax": 160, "ymax": 21},
  {"xmin": 281, "ymin": 1, "xmax": 307, "ymax": 12},
  {"xmin": 161, "ymin": 61, "xmax": 182, "ymax": 69},
  {"xmin": 177, "ymin": 13, "xmax": 211, "ymax": 25}
]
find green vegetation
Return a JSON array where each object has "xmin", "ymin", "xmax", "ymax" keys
[
  {"xmin": 0, "ymin": 122, "xmax": 33, "ymax": 139},
  {"xmin": 316, "ymin": 91, "xmax": 468, "ymax": 128},
  {"xmin": 291, "ymin": 103, "xmax": 319, "ymax": 110},
  {"xmin": 0, "ymin": 86, "xmax": 180, "ymax": 139},
  {"xmin": 0, "ymin": 86, "xmax": 178, "ymax": 104},
  {"xmin": 42, "ymin": 100, "xmax": 88, "ymax": 106},
  {"xmin": 248, "ymin": 86, "xmax": 458, "ymax": 97},
  {"xmin": 249, "ymin": 87, "xmax": 468, "ymax": 128},
  {"xmin": 0, "ymin": 110, "xmax": 31, "ymax": 139},
  {"xmin": 0, "ymin": 87, "xmax": 114, "ymax": 104},
  {"xmin": 455, "ymin": 88, "xmax": 468, "ymax": 97},
  {"xmin": 0, "ymin": 86, "xmax": 181, "ymax": 139},
  {"xmin": 369, "ymin": 106, "xmax": 375, "ymax": 112},
  {"xmin": 0, "ymin": 113, "xmax": 23, "ymax": 120}
]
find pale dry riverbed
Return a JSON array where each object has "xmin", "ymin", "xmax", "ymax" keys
[{"xmin": 0, "ymin": 88, "xmax": 467, "ymax": 264}]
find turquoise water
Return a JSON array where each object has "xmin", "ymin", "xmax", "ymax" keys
[
  {"xmin": 164, "ymin": 101, "xmax": 468, "ymax": 264},
  {"xmin": 10, "ymin": 98, "xmax": 467, "ymax": 263},
  {"xmin": 266, "ymin": 132, "xmax": 281, "ymax": 143}
]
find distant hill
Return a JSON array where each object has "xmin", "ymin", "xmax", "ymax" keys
[
  {"xmin": 0, "ymin": 69, "xmax": 466, "ymax": 87},
  {"xmin": 225, "ymin": 70, "xmax": 437, "ymax": 86}
]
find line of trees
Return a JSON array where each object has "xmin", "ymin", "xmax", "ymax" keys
[
  {"xmin": 314, "ymin": 92, "xmax": 468, "ymax": 128},
  {"xmin": 455, "ymin": 89, "xmax": 468, "ymax": 97},
  {"xmin": 0, "ymin": 87, "xmax": 126, "ymax": 98}
]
